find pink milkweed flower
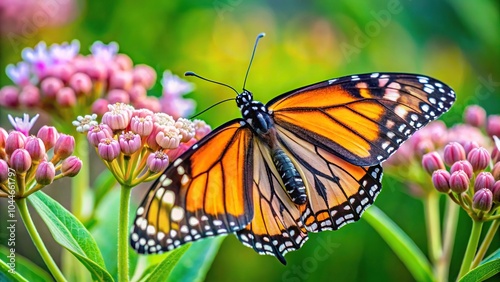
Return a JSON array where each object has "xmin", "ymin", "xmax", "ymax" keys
[
  {"xmin": 154, "ymin": 113, "xmax": 176, "ymax": 127},
  {"xmin": 147, "ymin": 151, "xmax": 169, "ymax": 173},
  {"xmin": 131, "ymin": 115, "xmax": 154, "ymax": 137},
  {"xmin": 49, "ymin": 40, "xmax": 80, "ymax": 64},
  {"xmin": 194, "ymin": 119, "xmax": 212, "ymax": 140},
  {"xmin": 119, "ymin": 131, "xmax": 142, "ymax": 155},
  {"xmin": 35, "ymin": 161, "xmax": 55, "ymax": 185},
  {"xmin": 53, "ymin": 134, "xmax": 75, "ymax": 160},
  {"xmin": 161, "ymin": 70, "xmax": 194, "ymax": 96},
  {"xmin": 0, "ymin": 86, "xmax": 20, "ymax": 107},
  {"xmin": 61, "ymin": 156, "xmax": 82, "ymax": 177},
  {"xmin": 102, "ymin": 103, "xmax": 134, "ymax": 131},
  {"xmin": 25, "ymin": 136, "xmax": 46, "ymax": 161},
  {"xmin": 8, "ymin": 113, "xmax": 39, "ymax": 136},
  {"xmin": 160, "ymin": 96, "xmax": 196, "ymax": 119},
  {"xmin": 472, "ymin": 188, "xmax": 493, "ymax": 213},
  {"xmin": 5, "ymin": 62, "xmax": 32, "ymax": 86},
  {"xmin": 464, "ymin": 105, "xmax": 486, "ymax": 128},
  {"xmin": 98, "ymin": 138, "xmax": 121, "ymax": 161},
  {"xmin": 37, "ymin": 126, "xmax": 59, "ymax": 151},
  {"xmin": 90, "ymin": 41, "xmax": 119, "ymax": 62},
  {"xmin": 160, "ymin": 70, "xmax": 196, "ymax": 118},
  {"xmin": 156, "ymin": 126, "xmax": 182, "ymax": 149},
  {"xmin": 175, "ymin": 118, "xmax": 195, "ymax": 142},
  {"xmin": 87, "ymin": 124, "xmax": 113, "ymax": 147},
  {"xmin": 5, "ymin": 131, "xmax": 26, "ymax": 156},
  {"xmin": 10, "ymin": 149, "xmax": 32, "ymax": 173},
  {"xmin": 432, "ymin": 170, "xmax": 451, "ymax": 193},
  {"xmin": 21, "ymin": 41, "xmax": 52, "ymax": 79}
]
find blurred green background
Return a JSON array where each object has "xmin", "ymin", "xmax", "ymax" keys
[{"xmin": 1, "ymin": 0, "xmax": 500, "ymax": 281}]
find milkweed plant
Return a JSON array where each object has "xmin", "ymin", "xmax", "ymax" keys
[{"xmin": 0, "ymin": 40, "xmax": 499, "ymax": 282}]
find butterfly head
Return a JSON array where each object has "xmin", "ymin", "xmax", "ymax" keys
[{"xmin": 236, "ymin": 89, "xmax": 254, "ymax": 109}]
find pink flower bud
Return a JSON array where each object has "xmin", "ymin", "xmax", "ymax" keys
[
  {"xmin": 25, "ymin": 136, "xmax": 46, "ymax": 161},
  {"xmin": 98, "ymin": 138, "xmax": 121, "ymax": 161},
  {"xmin": 19, "ymin": 85, "xmax": 40, "ymax": 108},
  {"xmin": 0, "ymin": 86, "xmax": 19, "ymax": 107},
  {"xmin": 114, "ymin": 54, "xmax": 133, "ymax": 71},
  {"xmin": 0, "ymin": 127, "xmax": 8, "ymax": 148},
  {"xmin": 69, "ymin": 72, "xmax": 92, "ymax": 96},
  {"xmin": 37, "ymin": 126, "xmax": 59, "ymax": 151},
  {"xmin": 422, "ymin": 152, "xmax": 445, "ymax": 175},
  {"xmin": 109, "ymin": 70, "xmax": 133, "ymax": 90},
  {"xmin": 472, "ymin": 188, "xmax": 493, "ymax": 212},
  {"xmin": 491, "ymin": 147, "xmax": 500, "ymax": 164},
  {"xmin": 131, "ymin": 115, "xmax": 154, "ymax": 136},
  {"xmin": 53, "ymin": 134, "xmax": 75, "ymax": 160},
  {"xmin": 102, "ymin": 103, "xmax": 133, "ymax": 131},
  {"xmin": 87, "ymin": 124, "xmax": 113, "ymax": 147},
  {"xmin": 40, "ymin": 77, "xmax": 64, "ymax": 98},
  {"xmin": 474, "ymin": 172, "xmax": 495, "ymax": 192},
  {"xmin": 464, "ymin": 105, "xmax": 486, "ymax": 127},
  {"xmin": 48, "ymin": 63, "xmax": 75, "ymax": 82},
  {"xmin": 193, "ymin": 120, "xmax": 211, "ymax": 140},
  {"xmin": 146, "ymin": 126, "xmax": 161, "ymax": 151},
  {"xmin": 86, "ymin": 60, "xmax": 108, "ymax": 80},
  {"xmin": 91, "ymin": 98, "xmax": 109, "ymax": 116},
  {"xmin": 147, "ymin": 151, "xmax": 169, "ymax": 173},
  {"xmin": 133, "ymin": 96, "xmax": 161, "ymax": 113},
  {"xmin": 486, "ymin": 115, "xmax": 500, "ymax": 138},
  {"xmin": 129, "ymin": 84, "xmax": 146, "ymax": 102},
  {"xmin": 467, "ymin": 147, "xmax": 491, "ymax": 171},
  {"xmin": 492, "ymin": 181, "xmax": 500, "ymax": 203},
  {"xmin": 492, "ymin": 162, "xmax": 500, "ymax": 180},
  {"xmin": 432, "ymin": 169, "xmax": 451, "ymax": 193},
  {"xmin": 56, "ymin": 87, "xmax": 77, "ymax": 107},
  {"xmin": 132, "ymin": 108, "xmax": 154, "ymax": 119},
  {"xmin": 10, "ymin": 149, "xmax": 31, "ymax": 173},
  {"xmin": 133, "ymin": 65, "xmax": 156, "ymax": 89},
  {"xmin": 463, "ymin": 141, "xmax": 480, "ymax": 156},
  {"xmin": 156, "ymin": 126, "xmax": 181, "ymax": 149},
  {"xmin": 450, "ymin": 160, "xmax": 474, "ymax": 179},
  {"xmin": 119, "ymin": 131, "xmax": 141, "ymax": 155},
  {"xmin": 449, "ymin": 170, "xmax": 470, "ymax": 194},
  {"xmin": 35, "ymin": 161, "xmax": 55, "ymax": 185},
  {"xmin": 5, "ymin": 131, "xmax": 26, "ymax": 156},
  {"xmin": 167, "ymin": 138, "xmax": 197, "ymax": 161},
  {"xmin": 61, "ymin": 156, "xmax": 82, "ymax": 177},
  {"xmin": 0, "ymin": 159, "xmax": 9, "ymax": 183},
  {"xmin": 107, "ymin": 89, "xmax": 130, "ymax": 104},
  {"xmin": 443, "ymin": 142, "xmax": 466, "ymax": 166}
]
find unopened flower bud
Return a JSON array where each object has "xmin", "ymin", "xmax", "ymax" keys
[
  {"xmin": 156, "ymin": 126, "xmax": 182, "ymax": 149},
  {"xmin": 25, "ymin": 137, "xmax": 46, "ymax": 161},
  {"xmin": 472, "ymin": 188, "xmax": 493, "ymax": 213},
  {"xmin": 40, "ymin": 77, "xmax": 64, "ymax": 98},
  {"xmin": 486, "ymin": 115, "xmax": 500, "ymax": 138},
  {"xmin": 432, "ymin": 170, "xmax": 451, "ymax": 193},
  {"xmin": 69, "ymin": 72, "xmax": 92, "ymax": 95},
  {"xmin": 5, "ymin": 131, "xmax": 26, "ymax": 156},
  {"xmin": 492, "ymin": 181, "xmax": 500, "ymax": 203},
  {"xmin": 37, "ymin": 126, "xmax": 59, "ymax": 151},
  {"xmin": 0, "ymin": 127, "xmax": 8, "ymax": 149},
  {"xmin": 19, "ymin": 85, "xmax": 40, "ymax": 108},
  {"xmin": 87, "ymin": 124, "xmax": 113, "ymax": 147},
  {"xmin": 107, "ymin": 89, "xmax": 130, "ymax": 104},
  {"xmin": 464, "ymin": 105, "xmax": 486, "ymax": 127},
  {"xmin": 98, "ymin": 138, "xmax": 120, "ymax": 161},
  {"xmin": 53, "ymin": 134, "xmax": 75, "ymax": 160},
  {"xmin": 109, "ymin": 70, "xmax": 133, "ymax": 90},
  {"xmin": 56, "ymin": 87, "xmax": 77, "ymax": 107},
  {"xmin": 119, "ymin": 131, "xmax": 141, "ymax": 155},
  {"xmin": 0, "ymin": 86, "xmax": 19, "ymax": 107},
  {"xmin": 61, "ymin": 156, "xmax": 82, "ymax": 177},
  {"xmin": 131, "ymin": 115, "xmax": 154, "ymax": 136},
  {"xmin": 35, "ymin": 161, "xmax": 55, "ymax": 185},
  {"xmin": 147, "ymin": 151, "xmax": 169, "ymax": 173},
  {"xmin": 422, "ymin": 152, "xmax": 445, "ymax": 175},
  {"xmin": 133, "ymin": 64, "xmax": 156, "ymax": 89},
  {"xmin": 0, "ymin": 159, "xmax": 9, "ymax": 183},
  {"xmin": 450, "ymin": 160, "xmax": 474, "ymax": 179},
  {"xmin": 463, "ymin": 141, "xmax": 480, "ymax": 156},
  {"xmin": 114, "ymin": 54, "xmax": 133, "ymax": 71},
  {"xmin": 91, "ymin": 98, "xmax": 109, "ymax": 116},
  {"xmin": 10, "ymin": 149, "xmax": 31, "ymax": 173},
  {"xmin": 449, "ymin": 170, "xmax": 470, "ymax": 194},
  {"xmin": 492, "ymin": 162, "xmax": 500, "ymax": 180},
  {"xmin": 474, "ymin": 172, "xmax": 495, "ymax": 192},
  {"xmin": 129, "ymin": 84, "xmax": 147, "ymax": 102},
  {"xmin": 467, "ymin": 147, "xmax": 491, "ymax": 171},
  {"xmin": 443, "ymin": 142, "xmax": 466, "ymax": 166},
  {"xmin": 102, "ymin": 103, "xmax": 133, "ymax": 131}
]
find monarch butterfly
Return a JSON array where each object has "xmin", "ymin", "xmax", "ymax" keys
[{"xmin": 130, "ymin": 33, "xmax": 456, "ymax": 264}]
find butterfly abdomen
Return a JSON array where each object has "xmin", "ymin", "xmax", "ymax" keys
[{"xmin": 272, "ymin": 148, "xmax": 307, "ymax": 205}]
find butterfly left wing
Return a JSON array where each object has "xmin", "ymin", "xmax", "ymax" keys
[
  {"xmin": 130, "ymin": 120, "xmax": 255, "ymax": 254},
  {"xmin": 269, "ymin": 72, "xmax": 456, "ymax": 166}
]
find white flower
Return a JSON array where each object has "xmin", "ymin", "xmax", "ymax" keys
[
  {"xmin": 8, "ymin": 113, "xmax": 39, "ymax": 136},
  {"xmin": 72, "ymin": 114, "xmax": 98, "ymax": 133}
]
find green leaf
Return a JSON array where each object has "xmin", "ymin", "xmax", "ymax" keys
[
  {"xmin": 28, "ymin": 191, "xmax": 113, "ymax": 282},
  {"xmin": 0, "ymin": 246, "xmax": 52, "ymax": 282},
  {"xmin": 168, "ymin": 236, "xmax": 225, "ymax": 282},
  {"xmin": 142, "ymin": 244, "xmax": 190, "ymax": 282},
  {"xmin": 460, "ymin": 248, "xmax": 500, "ymax": 282},
  {"xmin": 363, "ymin": 205, "xmax": 435, "ymax": 282}
]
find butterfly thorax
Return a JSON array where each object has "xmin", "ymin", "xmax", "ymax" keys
[{"xmin": 237, "ymin": 90, "xmax": 308, "ymax": 205}]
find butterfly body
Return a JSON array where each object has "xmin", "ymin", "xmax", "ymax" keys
[{"xmin": 131, "ymin": 72, "xmax": 455, "ymax": 264}]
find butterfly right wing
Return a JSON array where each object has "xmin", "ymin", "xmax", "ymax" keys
[{"xmin": 130, "ymin": 119, "xmax": 254, "ymax": 254}]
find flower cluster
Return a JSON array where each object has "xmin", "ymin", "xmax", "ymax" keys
[
  {"xmin": 77, "ymin": 103, "xmax": 210, "ymax": 186},
  {"xmin": 0, "ymin": 40, "xmax": 195, "ymax": 124},
  {"xmin": 0, "ymin": 114, "xmax": 82, "ymax": 198}
]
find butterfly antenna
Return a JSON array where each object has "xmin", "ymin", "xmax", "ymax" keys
[
  {"xmin": 242, "ymin": 32, "xmax": 266, "ymax": 90},
  {"xmin": 189, "ymin": 97, "xmax": 235, "ymax": 119},
  {"xmin": 185, "ymin": 71, "xmax": 239, "ymax": 95}
]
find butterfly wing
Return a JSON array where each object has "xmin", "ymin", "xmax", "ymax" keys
[
  {"xmin": 269, "ymin": 72, "xmax": 456, "ymax": 166},
  {"xmin": 236, "ymin": 139, "xmax": 308, "ymax": 264},
  {"xmin": 275, "ymin": 124, "xmax": 382, "ymax": 232},
  {"xmin": 130, "ymin": 120, "xmax": 254, "ymax": 254}
]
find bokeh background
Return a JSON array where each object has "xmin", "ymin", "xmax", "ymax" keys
[{"xmin": 1, "ymin": 0, "xmax": 499, "ymax": 281}]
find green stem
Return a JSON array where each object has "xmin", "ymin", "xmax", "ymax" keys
[
  {"xmin": 17, "ymin": 198, "xmax": 67, "ymax": 282},
  {"xmin": 436, "ymin": 197, "xmax": 459, "ymax": 282},
  {"xmin": 71, "ymin": 133, "xmax": 90, "ymax": 221},
  {"xmin": 118, "ymin": 185, "xmax": 132, "ymax": 282},
  {"xmin": 458, "ymin": 219, "xmax": 484, "ymax": 279},
  {"xmin": 424, "ymin": 192, "xmax": 442, "ymax": 267},
  {"xmin": 471, "ymin": 219, "xmax": 500, "ymax": 268}
]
